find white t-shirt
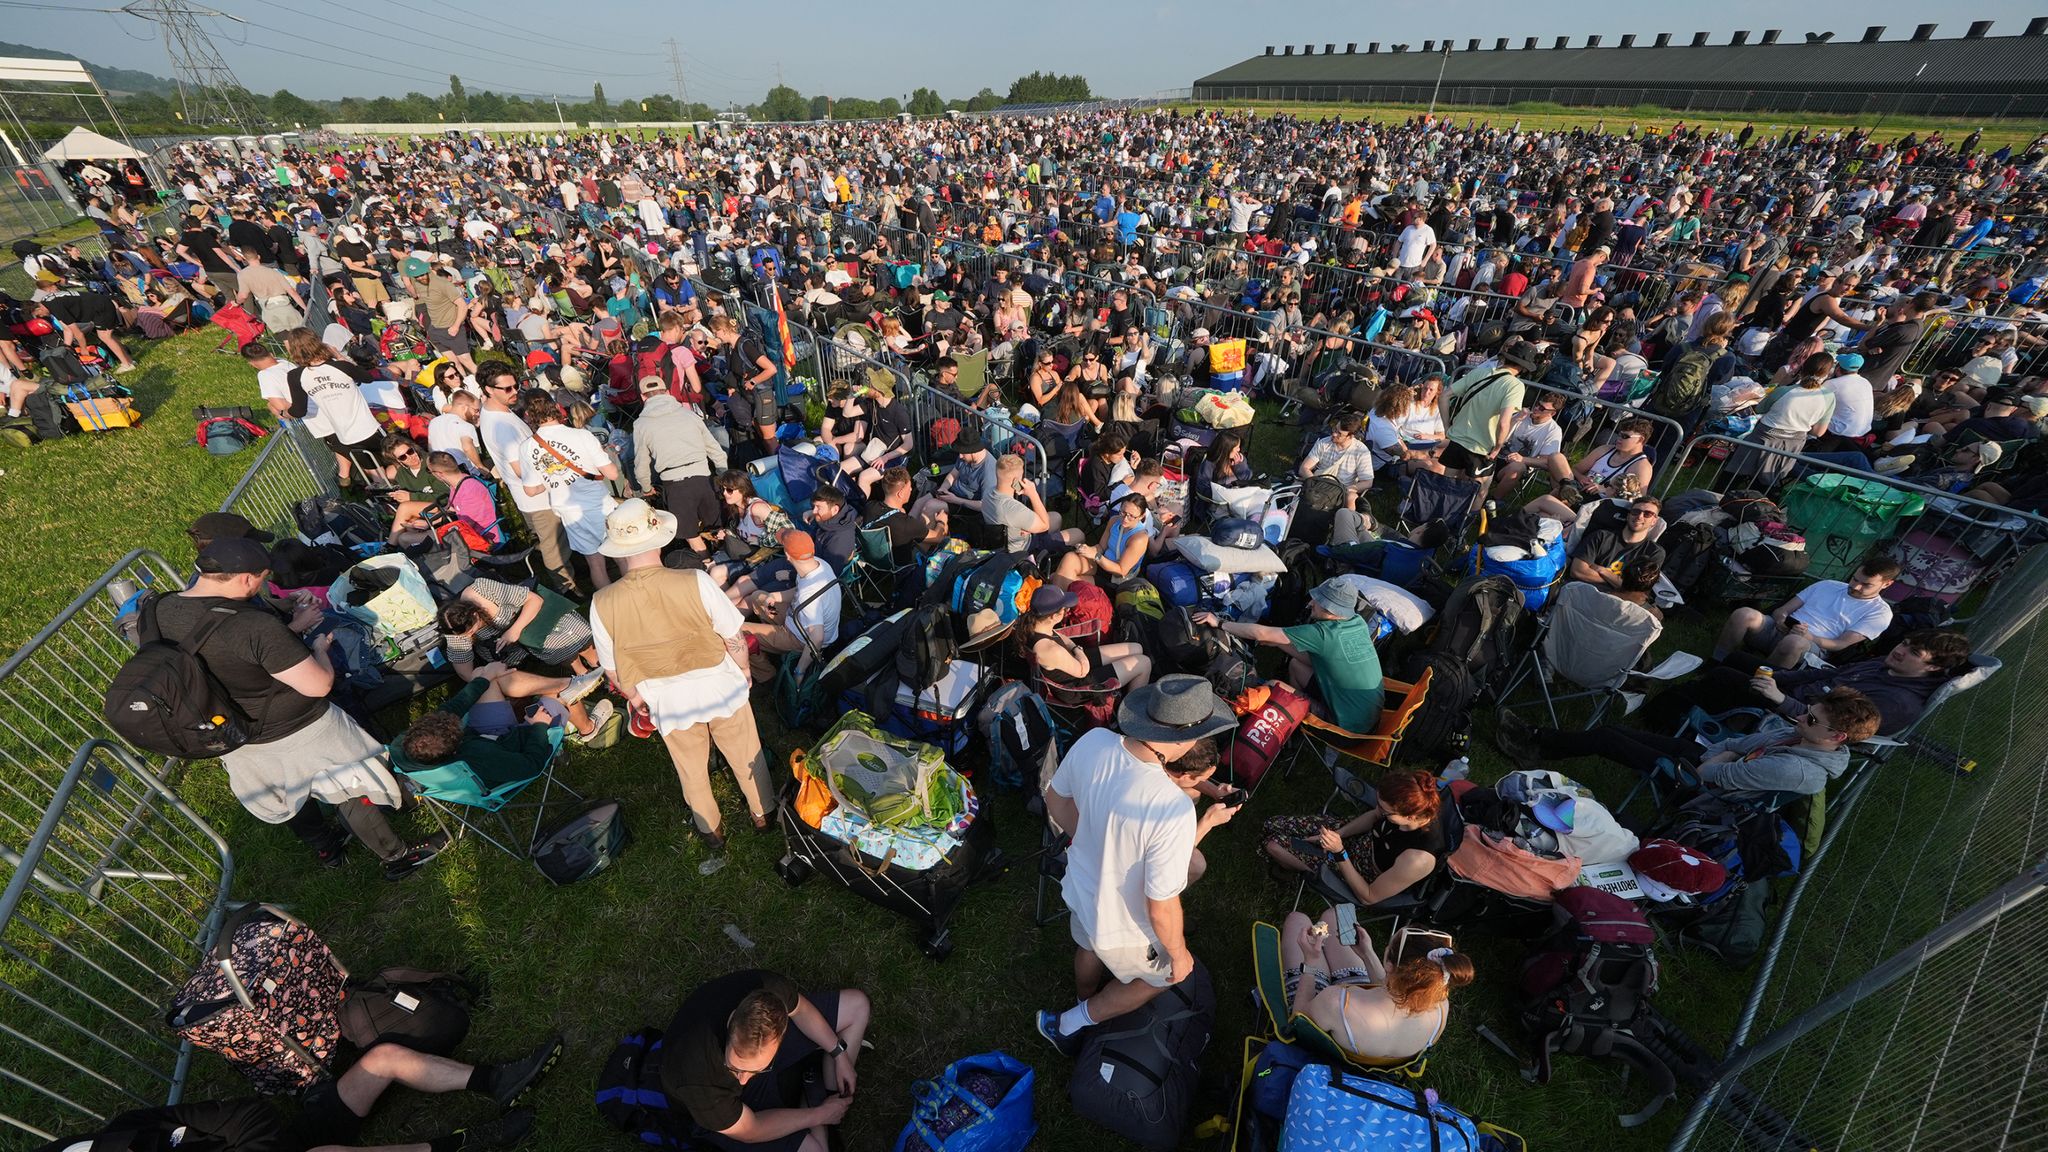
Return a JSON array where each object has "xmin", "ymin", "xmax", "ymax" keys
[
  {"xmin": 427, "ymin": 412, "xmax": 480, "ymax": 462},
  {"xmin": 1395, "ymin": 222, "xmax": 1437, "ymax": 269},
  {"xmin": 255, "ymin": 359, "xmax": 297, "ymax": 409},
  {"xmin": 479, "ymin": 407, "xmax": 549, "ymax": 513},
  {"xmin": 1824, "ymin": 373, "xmax": 1875, "ymax": 437},
  {"xmin": 1049, "ymin": 729, "xmax": 1196, "ymax": 953},
  {"xmin": 1504, "ymin": 415, "xmax": 1566, "ymax": 459},
  {"xmin": 1792, "ymin": 580, "xmax": 1894, "ymax": 644},
  {"xmin": 520, "ymin": 424, "xmax": 612, "ymax": 509},
  {"xmin": 291, "ymin": 363, "xmax": 380, "ymax": 445},
  {"xmin": 787, "ymin": 560, "xmax": 842, "ymax": 650}
]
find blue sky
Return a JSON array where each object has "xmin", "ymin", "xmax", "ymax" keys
[{"xmin": 4, "ymin": 0, "xmax": 2042, "ymax": 105}]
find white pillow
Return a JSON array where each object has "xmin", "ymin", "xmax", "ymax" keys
[
  {"xmin": 1174, "ymin": 535, "xmax": 1288, "ymax": 575},
  {"xmin": 1209, "ymin": 484, "xmax": 1274, "ymax": 519}
]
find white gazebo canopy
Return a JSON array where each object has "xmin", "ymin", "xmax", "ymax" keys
[{"xmin": 40, "ymin": 126, "xmax": 146, "ymax": 162}]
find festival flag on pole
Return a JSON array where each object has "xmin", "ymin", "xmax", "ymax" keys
[{"xmin": 769, "ymin": 279, "xmax": 797, "ymax": 371}]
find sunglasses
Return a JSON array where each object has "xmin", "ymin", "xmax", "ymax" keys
[
  {"xmin": 1627, "ymin": 509, "xmax": 1659, "ymax": 520},
  {"xmin": 396, "ymin": 447, "xmax": 420, "ymax": 460}
]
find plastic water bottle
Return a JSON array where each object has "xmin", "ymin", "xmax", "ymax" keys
[{"xmin": 1441, "ymin": 756, "xmax": 1472, "ymax": 783}]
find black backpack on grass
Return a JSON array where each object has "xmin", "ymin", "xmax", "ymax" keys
[
  {"xmin": 596, "ymin": 1028, "xmax": 693, "ymax": 1149},
  {"xmin": 1519, "ymin": 887, "xmax": 1677, "ymax": 1126},
  {"xmin": 102, "ymin": 595, "xmax": 253, "ymax": 760}
]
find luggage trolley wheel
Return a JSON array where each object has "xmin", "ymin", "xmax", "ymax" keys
[
  {"xmin": 776, "ymin": 852, "xmax": 814, "ymax": 887},
  {"xmin": 919, "ymin": 928, "xmax": 954, "ymax": 961}
]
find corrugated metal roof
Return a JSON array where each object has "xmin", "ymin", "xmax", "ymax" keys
[{"xmin": 1194, "ymin": 35, "xmax": 2048, "ymax": 93}]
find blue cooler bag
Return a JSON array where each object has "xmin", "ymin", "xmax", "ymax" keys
[
  {"xmin": 1146, "ymin": 561, "xmax": 1202, "ymax": 607},
  {"xmin": 1278, "ymin": 1065, "xmax": 1482, "ymax": 1151},
  {"xmin": 893, "ymin": 1050, "xmax": 1036, "ymax": 1152},
  {"xmin": 1466, "ymin": 543, "xmax": 1571, "ymax": 612}
]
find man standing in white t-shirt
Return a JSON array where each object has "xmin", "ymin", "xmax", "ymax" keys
[
  {"xmin": 1035, "ymin": 676, "xmax": 1239, "ymax": 1056},
  {"xmin": 476, "ymin": 363, "xmax": 576, "ymax": 594},
  {"xmin": 244, "ymin": 342, "xmax": 296, "ymax": 422},
  {"xmin": 1395, "ymin": 216, "xmax": 1438, "ymax": 275},
  {"xmin": 1715, "ymin": 558, "xmax": 1900, "ymax": 670},
  {"xmin": 1817, "ymin": 351, "xmax": 1875, "ymax": 451}
]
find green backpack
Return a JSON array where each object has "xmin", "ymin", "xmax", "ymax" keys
[
  {"xmin": 532, "ymin": 799, "xmax": 630, "ymax": 885},
  {"xmin": 1680, "ymin": 878, "xmax": 1771, "ymax": 964}
]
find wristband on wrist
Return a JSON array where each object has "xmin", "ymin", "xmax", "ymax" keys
[
  {"xmin": 827, "ymin": 1040, "xmax": 847, "ymax": 1058},
  {"xmin": 1333, "ymin": 850, "xmax": 1350, "ymax": 862}
]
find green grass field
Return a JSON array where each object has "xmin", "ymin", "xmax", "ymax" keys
[{"xmin": 0, "ymin": 323, "xmax": 1780, "ymax": 1152}]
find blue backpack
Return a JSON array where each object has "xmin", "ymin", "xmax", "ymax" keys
[
  {"xmin": 595, "ymin": 1028, "xmax": 691, "ymax": 1148},
  {"xmin": 980, "ymin": 683, "xmax": 1058, "ymax": 792}
]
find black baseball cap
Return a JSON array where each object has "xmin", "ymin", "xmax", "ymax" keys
[
  {"xmin": 196, "ymin": 537, "xmax": 272, "ymax": 575},
  {"xmin": 189, "ymin": 511, "xmax": 274, "ymax": 545}
]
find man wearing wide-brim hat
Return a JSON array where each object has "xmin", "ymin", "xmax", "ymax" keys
[
  {"xmin": 1035, "ymin": 674, "xmax": 1241, "ymax": 1057},
  {"xmin": 588, "ymin": 499, "xmax": 773, "ymax": 856}
]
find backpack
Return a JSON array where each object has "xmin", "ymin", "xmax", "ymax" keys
[
  {"xmin": 1067, "ymin": 960, "xmax": 1214, "ymax": 1150},
  {"xmin": 1230, "ymin": 682, "xmax": 1310, "ymax": 788},
  {"xmin": 1265, "ymin": 541, "xmax": 1323, "ymax": 626},
  {"xmin": 1058, "ymin": 581, "xmax": 1113, "ymax": 645},
  {"xmin": 896, "ymin": 1051, "xmax": 1038, "ymax": 1152},
  {"xmin": 950, "ymin": 550, "xmax": 1040, "ymax": 623},
  {"xmin": 1733, "ymin": 522, "xmax": 1809, "ymax": 577},
  {"xmin": 102, "ymin": 595, "xmax": 255, "ymax": 760},
  {"xmin": 166, "ymin": 905, "xmax": 347, "ymax": 1094},
  {"xmin": 531, "ymin": 799, "xmax": 631, "ymax": 884},
  {"xmin": 1113, "ymin": 578, "xmax": 1164, "ymax": 621},
  {"xmin": 1657, "ymin": 520, "xmax": 1721, "ymax": 597},
  {"xmin": 1678, "ymin": 877, "xmax": 1772, "ymax": 963},
  {"xmin": 595, "ymin": 1028, "xmax": 691, "ymax": 1149},
  {"xmin": 1518, "ymin": 887, "xmax": 1676, "ymax": 1125},
  {"xmin": 338, "ymin": 967, "xmax": 477, "ymax": 1056},
  {"xmin": 1426, "ymin": 574, "xmax": 1524, "ymax": 692},
  {"xmin": 1288, "ymin": 475, "xmax": 1347, "ymax": 546},
  {"xmin": 1158, "ymin": 606, "xmax": 1231, "ymax": 672},
  {"xmin": 896, "ymin": 603, "xmax": 959, "ymax": 694},
  {"xmin": 197, "ymin": 414, "xmax": 266, "ymax": 455},
  {"xmin": 978, "ymin": 682, "xmax": 1058, "ymax": 792},
  {"xmin": 1393, "ymin": 652, "xmax": 1476, "ymax": 765},
  {"xmin": 634, "ymin": 337, "xmax": 696, "ymax": 403}
]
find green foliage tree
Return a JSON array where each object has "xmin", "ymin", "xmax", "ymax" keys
[
  {"xmin": 592, "ymin": 83, "xmax": 607, "ymax": 111},
  {"xmin": 809, "ymin": 94, "xmax": 832, "ymax": 120},
  {"xmin": 967, "ymin": 87, "xmax": 1003, "ymax": 112},
  {"xmin": 759, "ymin": 84, "xmax": 808, "ymax": 122},
  {"xmin": 1005, "ymin": 71, "xmax": 1091, "ymax": 104},
  {"xmin": 268, "ymin": 89, "xmax": 318, "ymax": 126},
  {"xmin": 908, "ymin": 86, "xmax": 944, "ymax": 116},
  {"xmin": 639, "ymin": 94, "xmax": 681, "ymax": 119},
  {"xmin": 877, "ymin": 96, "xmax": 901, "ymax": 116},
  {"xmin": 445, "ymin": 75, "xmax": 467, "ymax": 121}
]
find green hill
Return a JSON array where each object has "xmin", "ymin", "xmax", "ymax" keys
[{"xmin": 0, "ymin": 39, "xmax": 179, "ymax": 96}]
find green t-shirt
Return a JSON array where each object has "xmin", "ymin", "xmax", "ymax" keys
[
  {"xmin": 1284, "ymin": 615, "xmax": 1384, "ymax": 732},
  {"xmin": 1445, "ymin": 366, "xmax": 1526, "ymax": 456}
]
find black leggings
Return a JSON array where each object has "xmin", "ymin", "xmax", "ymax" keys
[
  {"xmin": 1639, "ymin": 662, "xmax": 1776, "ymax": 733},
  {"xmin": 1536, "ymin": 725, "xmax": 1700, "ymax": 777}
]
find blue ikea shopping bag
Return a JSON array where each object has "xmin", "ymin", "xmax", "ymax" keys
[
  {"xmin": 1278, "ymin": 1063, "xmax": 1481, "ymax": 1152},
  {"xmin": 893, "ymin": 1050, "xmax": 1036, "ymax": 1152}
]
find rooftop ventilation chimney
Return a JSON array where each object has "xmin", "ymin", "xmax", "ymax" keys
[
  {"xmin": 1392, "ymin": 43, "xmax": 1409, "ymax": 53},
  {"xmin": 1496, "ymin": 37, "xmax": 1509, "ymax": 50},
  {"xmin": 1554, "ymin": 35, "xmax": 1569, "ymax": 48},
  {"xmin": 1325, "ymin": 43, "xmax": 1336, "ymax": 53},
  {"xmin": 1654, "ymin": 32, "xmax": 1671, "ymax": 47},
  {"xmin": 1422, "ymin": 40, "xmax": 1435, "ymax": 52},
  {"xmin": 2029, "ymin": 16, "xmax": 2048, "ymax": 35},
  {"xmin": 1263, "ymin": 45, "xmax": 1274, "ymax": 55},
  {"xmin": 1691, "ymin": 31, "xmax": 1709, "ymax": 46},
  {"xmin": 1911, "ymin": 23, "xmax": 1936, "ymax": 41},
  {"xmin": 1524, "ymin": 36, "xmax": 1538, "ymax": 49},
  {"xmin": 1862, "ymin": 25, "xmax": 1886, "ymax": 41},
  {"xmin": 1468, "ymin": 38, "xmax": 1480, "ymax": 51},
  {"xmin": 1618, "ymin": 34, "xmax": 1636, "ymax": 48},
  {"xmin": 1966, "ymin": 20, "xmax": 1993, "ymax": 37},
  {"xmin": 1345, "ymin": 42, "xmax": 1356, "ymax": 53},
  {"xmin": 1367, "ymin": 41, "xmax": 1378, "ymax": 52},
  {"xmin": 1586, "ymin": 34, "xmax": 1602, "ymax": 47},
  {"xmin": 1730, "ymin": 30, "xmax": 1750, "ymax": 45},
  {"xmin": 1282, "ymin": 45, "xmax": 1293, "ymax": 54},
  {"xmin": 1805, "ymin": 31, "xmax": 1835, "ymax": 44},
  {"xmin": 1301, "ymin": 43, "xmax": 1314, "ymax": 54},
  {"xmin": 1760, "ymin": 29, "xmax": 1780, "ymax": 44}
]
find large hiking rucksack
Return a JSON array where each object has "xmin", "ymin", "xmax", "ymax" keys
[
  {"xmin": 949, "ymin": 549, "xmax": 1040, "ymax": 623},
  {"xmin": 1067, "ymin": 960, "xmax": 1215, "ymax": 1150},
  {"xmin": 1657, "ymin": 520, "xmax": 1721, "ymax": 598},
  {"xmin": 978, "ymin": 681, "xmax": 1059, "ymax": 792},
  {"xmin": 339, "ymin": 967, "xmax": 476, "ymax": 1055},
  {"xmin": 1519, "ymin": 887, "xmax": 1676, "ymax": 1125},
  {"xmin": 1158, "ymin": 606, "xmax": 1234, "ymax": 673},
  {"xmin": 1426, "ymin": 574, "xmax": 1523, "ymax": 694},
  {"xmin": 1287, "ymin": 475, "xmax": 1347, "ymax": 546},
  {"xmin": 596, "ymin": 1028, "xmax": 690, "ymax": 1149},
  {"xmin": 1393, "ymin": 652, "xmax": 1476, "ymax": 764},
  {"xmin": 1264, "ymin": 540, "xmax": 1322, "ymax": 625},
  {"xmin": 102, "ymin": 594, "xmax": 255, "ymax": 760},
  {"xmin": 896, "ymin": 603, "xmax": 959, "ymax": 694}
]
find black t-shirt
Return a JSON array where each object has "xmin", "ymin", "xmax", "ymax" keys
[
  {"xmin": 660, "ymin": 969, "xmax": 801, "ymax": 1134},
  {"xmin": 864, "ymin": 397, "xmax": 913, "ymax": 448},
  {"xmin": 42, "ymin": 288, "xmax": 118, "ymax": 330},
  {"xmin": 334, "ymin": 239, "xmax": 373, "ymax": 273},
  {"xmin": 150, "ymin": 593, "xmax": 327, "ymax": 742},
  {"xmin": 180, "ymin": 226, "xmax": 233, "ymax": 274},
  {"xmin": 227, "ymin": 218, "xmax": 275, "ymax": 264},
  {"xmin": 1571, "ymin": 528, "xmax": 1667, "ymax": 578},
  {"xmin": 863, "ymin": 500, "xmax": 924, "ymax": 565},
  {"xmin": 1365, "ymin": 808, "xmax": 1450, "ymax": 891}
]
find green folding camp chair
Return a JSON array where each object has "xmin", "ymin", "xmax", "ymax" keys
[
  {"xmin": 388, "ymin": 724, "xmax": 579, "ymax": 861},
  {"xmin": 1249, "ymin": 920, "xmax": 1428, "ymax": 1081},
  {"xmin": 952, "ymin": 350, "xmax": 991, "ymax": 400}
]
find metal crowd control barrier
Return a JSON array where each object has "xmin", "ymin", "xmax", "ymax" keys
[
  {"xmin": 0, "ymin": 740, "xmax": 233, "ymax": 1144},
  {"xmin": 1180, "ymin": 299, "xmax": 1450, "ymax": 397},
  {"xmin": 1900, "ymin": 312, "xmax": 2048, "ymax": 380},
  {"xmin": 1503, "ymin": 377, "xmax": 1689, "ymax": 500},
  {"xmin": 219, "ymin": 422, "xmax": 340, "ymax": 539},
  {"xmin": 1658, "ymin": 433, "xmax": 2048, "ymax": 590}
]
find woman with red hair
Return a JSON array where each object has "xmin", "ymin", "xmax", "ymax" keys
[
  {"xmin": 1278, "ymin": 906, "xmax": 1475, "ymax": 1063},
  {"xmin": 1261, "ymin": 770, "xmax": 1449, "ymax": 907}
]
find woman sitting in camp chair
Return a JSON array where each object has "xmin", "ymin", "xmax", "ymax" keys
[
  {"xmin": 1261, "ymin": 769, "xmax": 1450, "ymax": 908},
  {"xmin": 1519, "ymin": 416, "xmax": 1658, "ymax": 524},
  {"xmin": 1274, "ymin": 908, "xmax": 1474, "ymax": 1065}
]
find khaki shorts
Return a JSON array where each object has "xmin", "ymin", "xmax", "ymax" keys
[
  {"xmin": 352, "ymin": 275, "xmax": 390, "ymax": 306},
  {"xmin": 1071, "ymin": 917, "xmax": 1174, "ymax": 987}
]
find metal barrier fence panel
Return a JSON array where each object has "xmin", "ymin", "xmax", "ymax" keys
[
  {"xmin": 0, "ymin": 740, "xmax": 233, "ymax": 1144},
  {"xmin": 1668, "ymin": 542, "xmax": 2048, "ymax": 1152},
  {"xmin": 1657, "ymin": 433, "xmax": 2048, "ymax": 590},
  {"xmin": 219, "ymin": 423, "xmax": 340, "ymax": 539},
  {"xmin": 1901, "ymin": 313, "xmax": 2048, "ymax": 381}
]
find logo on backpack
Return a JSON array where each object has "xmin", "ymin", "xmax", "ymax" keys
[{"xmin": 103, "ymin": 595, "xmax": 254, "ymax": 760}]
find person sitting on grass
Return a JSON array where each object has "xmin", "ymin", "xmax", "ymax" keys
[
  {"xmin": 1193, "ymin": 578, "xmax": 1384, "ymax": 731},
  {"xmin": 660, "ymin": 969, "xmax": 870, "ymax": 1152},
  {"xmin": 1262, "ymin": 770, "xmax": 1448, "ymax": 907},
  {"xmin": 1713, "ymin": 557, "xmax": 1899, "ymax": 670},
  {"xmin": 34, "ymin": 1031, "xmax": 564, "ymax": 1152},
  {"xmin": 1497, "ymin": 687, "xmax": 1884, "ymax": 799},
  {"xmin": 1641, "ymin": 629, "xmax": 1973, "ymax": 737},
  {"xmin": 1277, "ymin": 906, "xmax": 1474, "ymax": 1065},
  {"xmin": 399, "ymin": 660, "xmax": 617, "ymax": 761}
]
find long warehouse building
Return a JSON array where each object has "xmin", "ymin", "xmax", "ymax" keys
[{"xmin": 1192, "ymin": 20, "xmax": 2048, "ymax": 119}]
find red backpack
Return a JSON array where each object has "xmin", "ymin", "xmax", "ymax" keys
[{"xmin": 1056, "ymin": 582, "xmax": 1113, "ymax": 646}]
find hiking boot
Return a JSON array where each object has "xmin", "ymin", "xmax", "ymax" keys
[
  {"xmin": 382, "ymin": 831, "xmax": 451, "ymax": 881},
  {"xmin": 491, "ymin": 1033, "xmax": 564, "ymax": 1108},
  {"xmin": 1492, "ymin": 708, "xmax": 1539, "ymax": 769},
  {"xmin": 1035, "ymin": 1010, "xmax": 1084, "ymax": 1058},
  {"xmin": 456, "ymin": 1108, "xmax": 535, "ymax": 1150},
  {"xmin": 559, "ymin": 669, "xmax": 605, "ymax": 706}
]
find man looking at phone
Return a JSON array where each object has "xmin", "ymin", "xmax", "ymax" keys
[
  {"xmin": 1712, "ymin": 558, "xmax": 1899, "ymax": 670},
  {"xmin": 1035, "ymin": 676, "xmax": 1240, "ymax": 1056}
]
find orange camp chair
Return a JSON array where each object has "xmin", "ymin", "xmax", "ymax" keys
[{"xmin": 1287, "ymin": 667, "xmax": 1435, "ymax": 785}]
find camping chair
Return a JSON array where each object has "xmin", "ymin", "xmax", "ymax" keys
[
  {"xmin": 1849, "ymin": 653, "xmax": 2002, "ymax": 776},
  {"xmin": 1286, "ymin": 669, "xmax": 1434, "ymax": 780},
  {"xmin": 951, "ymin": 350, "xmax": 991, "ymax": 402},
  {"xmin": 1497, "ymin": 581, "xmax": 1701, "ymax": 729},
  {"xmin": 844, "ymin": 523, "xmax": 911, "ymax": 611},
  {"xmin": 1249, "ymin": 920, "xmax": 1429, "ymax": 1081},
  {"xmin": 1397, "ymin": 468, "xmax": 1482, "ymax": 553},
  {"xmin": 387, "ymin": 724, "xmax": 581, "ymax": 861},
  {"xmin": 1031, "ymin": 667, "xmax": 1121, "ymax": 754}
]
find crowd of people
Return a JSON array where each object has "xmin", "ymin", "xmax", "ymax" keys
[{"xmin": 17, "ymin": 101, "xmax": 2047, "ymax": 1150}]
